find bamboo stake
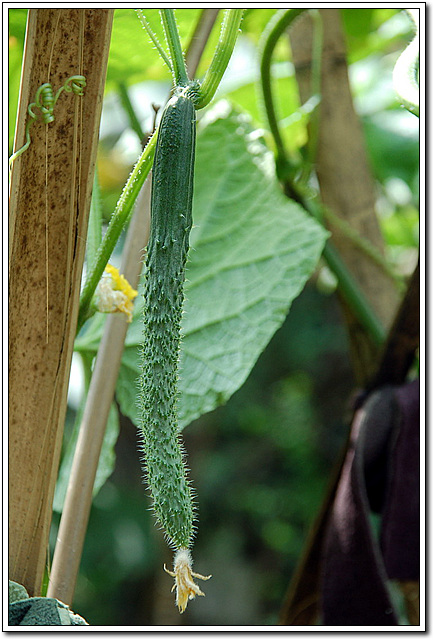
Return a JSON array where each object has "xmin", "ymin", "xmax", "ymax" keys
[
  {"xmin": 8, "ymin": 9, "xmax": 113, "ymax": 596},
  {"xmin": 47, "ymin": 178, "xmax": 152, "ymax": 605}
]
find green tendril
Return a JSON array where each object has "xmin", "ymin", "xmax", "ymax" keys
[{"xmin": 9, "ymin": 75, "xmax": 86, "ymax": 167}]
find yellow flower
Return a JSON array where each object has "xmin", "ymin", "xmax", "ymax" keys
[{"xmin": 94, "ymin": 264, "xmax": 138, "ymax": 322}]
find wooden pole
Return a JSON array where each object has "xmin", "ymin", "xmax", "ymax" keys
[
  {"xmin": 9, "ymin": 8, "xmax": 113, "ymax": 596},
  {"xmin": 47, "ymin": 178, "xmax": 152, "ymax": 605}
]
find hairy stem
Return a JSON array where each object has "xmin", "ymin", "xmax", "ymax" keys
[
  {"xmin": 160, "ymin": 9, "xmax": 189, "ymax": 86},
  {"xmin": 86, "ymin": 171, "xmax": 102, "ymax": 267},
  {"xmin": 259, "ymin": 9, "xmax": 307, "ymax": 176},
  {"xmin": 196, "ymin": 9, "xmax": 245, "ymax": 109},
  {"xmin": 77, "ymin": 130, "xmax": 157, "ymax": 332}
]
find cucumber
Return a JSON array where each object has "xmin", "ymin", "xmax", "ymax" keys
[
  {"xmin": 139, "ymin": 89, "xmax": 196, "ymax": 550},
  {"xmin": 139, "ymin": 88, "xmax": 210, "ymax": 612}
]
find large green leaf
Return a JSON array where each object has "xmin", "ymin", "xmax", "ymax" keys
[
  {"xmin": 99, "ymin": 107, "xmax": 326, "ymax": 429},
  {"xmin": 75, "ymin": 107, "xmax": 327, "ymax": 428}
]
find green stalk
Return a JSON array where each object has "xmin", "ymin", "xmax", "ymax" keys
[
  {"xmin": 259, "ymin": 9, "xmax": 307, "ymax": 177},
  {"xmin": 118, "ymin": 82, "xmax": 145, "ymax": 142},
  {"xmin": 323, "ymin": 244, "xmax": 386, "ymax": 345},
  {"xmin": 196, "ymin": 9, "xmax": 245, "ymax": 109},
  {"xmin": 77, "ymin": 130, "xmax": 157, "ymax": 332},
  {"xmin": 321, "ymin": 204, "xmax": 404, "ymax": 290},
  {"xmin": 297, "ymin": 192, "xmax": 386, "ymax": 345},
  {"xmin": 259, "ymin": 8, "xmax": 387, "ymax": 345},
  {"xmin": 160, "ymin": 9, "xmax": 189, "ymax": 87}
]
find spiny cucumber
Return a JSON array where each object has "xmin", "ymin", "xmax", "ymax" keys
[{"xmin": 138, "ymin": 87, "xmax": 210, "ymax": 612}]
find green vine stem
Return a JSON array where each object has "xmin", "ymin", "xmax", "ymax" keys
[
  {"xmin": 195, "ymin": 9, "xmax": 245, "ymax": 109},
  {"xmin": 393, "ymin": 9, "xmax": 419, "ymax": 117},
  {"xmin": 322, "ymin": 244, "xmax": 386, "ymax": 345},
  {"xmin": 160, "ymin": 9, "xmax": 189, "ymax": 87},
  {"xmin": 259, "ymin": 9, "xmax": 388, "ymax": 346},
  {"xmin": 259, "ymin": 9, "xmax": 307, "ymax": 180},
  {"xmin": 300, "ymin": 193, "xmax": 386, "ymax": 345},
  {"xmin": 86, "ymin": 171, "xmax": 103, "ymax": 267},
  {"xmin": 77, "ymin": 130, "xmax": 157, "ymax": 332},
  {"xmin": 321, "ymin": 204, "xmax": 405, "ymax": 291}
]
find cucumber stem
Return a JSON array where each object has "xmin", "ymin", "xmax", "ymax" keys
[
  {"xmin": 196, "ymin": 9, "xmax": 245, "ymax": 109},
  {"xmin": 323, "ymin": 244, "xmax": 386, "ymax": 346},
  {"xmin": 160, "ymin": 9, "xmax": 189, "ymax": 87}
]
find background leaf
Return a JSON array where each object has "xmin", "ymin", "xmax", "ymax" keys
[
  {"xmin": 8, "ymin": 8, "xmax": 28, "ymax": 150},
  {"xmin": 111, "ymin": 107, "xmax": 328, "ymax": 430}
]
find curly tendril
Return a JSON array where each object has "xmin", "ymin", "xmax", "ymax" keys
[{"xmin": 9, "ymin": 74, "xmax": 87, "ymax": 168}]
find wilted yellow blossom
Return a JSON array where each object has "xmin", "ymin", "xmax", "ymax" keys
[
  {"xmin": 94, "ymin": 264, "xmax": 138, "ymax": 322},
  {"xmin": 164, "ymin": 548, "xmax": 211, "ymax": 613}
]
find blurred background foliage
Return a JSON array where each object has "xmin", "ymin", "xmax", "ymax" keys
[{"xmin": 9, "ymin": 8, "xmax": 418, "ymax": 626}]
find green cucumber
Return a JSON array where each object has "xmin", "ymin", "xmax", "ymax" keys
[{"xmin": 139, "ymin": 88, "xmax": 196, "ymax": 551}]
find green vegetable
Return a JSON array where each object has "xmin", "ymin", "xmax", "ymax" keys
[
  {"xmin": 139, "ymin": 88, "xmax": 196, "ymax": 550},
  {"xmin": 139, "ymin": 86, "xmax": 211, "ymax": 612}
]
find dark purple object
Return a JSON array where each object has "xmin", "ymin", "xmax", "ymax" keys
[
  {"xmin": 381, "ymin": 380, "xmax": 420, "ymax": 581},
  {"xmin": 321, "ymin": 381, "xmax": 420, "ymax": 625}
]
